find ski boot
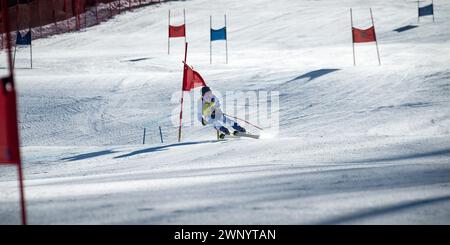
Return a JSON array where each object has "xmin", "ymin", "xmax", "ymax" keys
[
  {"xmin": 218, "ymin": 126, "xmax": 231, "ymax": 139},
  {"xmin": 232, "ymin": 123, "xmax": 246, "ymax": 136}
]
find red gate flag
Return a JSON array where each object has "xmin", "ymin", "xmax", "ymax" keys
[
  {"xmin": 352, "ymin": 26, "xmax": 376, "ymax": 43},
  {"xmin": 0, "ymin": 77, "xmax": 20, "ymax": 164},
  {"xmin": 183, "ymin": 63, "xmax": 206, "ymax": 91},
  {"xmin": 169, "ymin": 24, "xmax": 186, "ymax": 38}
]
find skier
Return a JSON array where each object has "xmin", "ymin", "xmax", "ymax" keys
[{"xmin": 197, "ymin": 86, "xmax": 246, "ymax": 139}]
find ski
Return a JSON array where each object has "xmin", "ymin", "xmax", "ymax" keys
[{"xmin": 225, "ymin": 132, "xmax": 260, "ymax": 139}]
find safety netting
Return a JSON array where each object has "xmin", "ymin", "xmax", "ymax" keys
[{"xmin": 0, "ymin": 0, "xmax": 168, "ymax": 49}]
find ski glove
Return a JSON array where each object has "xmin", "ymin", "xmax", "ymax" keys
[{"xmin": 202, "ymin": 118, "xmax": 207, "ymax": 126}]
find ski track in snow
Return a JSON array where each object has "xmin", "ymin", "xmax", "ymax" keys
[{"xmin": 1, "ymin": 0, "xmax": 450, "ymax": 224}]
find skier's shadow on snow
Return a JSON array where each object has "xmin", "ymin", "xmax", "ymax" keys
[
  {"xmin": 114, "ymin": 140, "xmax": 220, "ymax": 159},
  {"xmin": 284, "ymin": 68, "xmax": 340, "ymax": 85},
  {"xmin": 61, "ymin": 150, "xmax": 119, "ymax": 162}
]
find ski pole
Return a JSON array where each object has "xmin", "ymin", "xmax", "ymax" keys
[{"xmin": 223, "ymin": 113, "xmax": 264, "ymax": 130}]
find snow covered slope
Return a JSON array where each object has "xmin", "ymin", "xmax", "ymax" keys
[{"xmin": 1, "ymin": 0, "xmax": 449, "ymax": 224}]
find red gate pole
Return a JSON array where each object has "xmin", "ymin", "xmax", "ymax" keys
[
  {"xmin": 370, "ymin": 8, "xmax": 381, "ymax": 66},
  {"xmin": 178, "ymin": 42, "xmax": 188, "ymax": 142},
  {"xmin": 350, "ymin": 8, "xmax": 355, "ymax": 66},
  {"xmin": 168, "ymin": 9, "xmax": 170, "ymax": 54},
  {"xmin": 1, "ymin": 0, "xmax": 27, "ymax": 225},
  {"xmin": 178, "ymin": 83, "xmax": 185, "ymax": 142},
  {"xmin": 17, "ymin": 160, "xmax": 27, "ymax": 225}
]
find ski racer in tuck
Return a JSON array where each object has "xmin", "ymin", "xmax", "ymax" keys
[{"xmin": 197, "ymin": 86, "xmax": 246, "ymax": 139}]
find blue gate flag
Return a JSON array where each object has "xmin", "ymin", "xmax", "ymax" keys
[
  {"xmin": 419, "ymin": 4, "xmax": 434, "ymax": 17},
  {"xmin": 211, "ymin": 27, "xmax": 227, "ymax": 41},
  {"xmin": 16, "ymin": 31, "xmax": 31, "ymax": 46}
]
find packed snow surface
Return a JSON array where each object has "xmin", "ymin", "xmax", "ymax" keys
[{"xmin": 1, "ymin": 0, "xmax": 450, "ymax": 224}]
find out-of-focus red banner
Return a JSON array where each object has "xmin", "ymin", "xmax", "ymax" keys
[{"xmin": 0, "ymin": 77, "xmax": 20, "ymax": 165}]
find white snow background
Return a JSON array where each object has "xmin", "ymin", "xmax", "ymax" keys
[{"xmin": 1, "ymin": 0, "xmax": 450, "ymax": 224}]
